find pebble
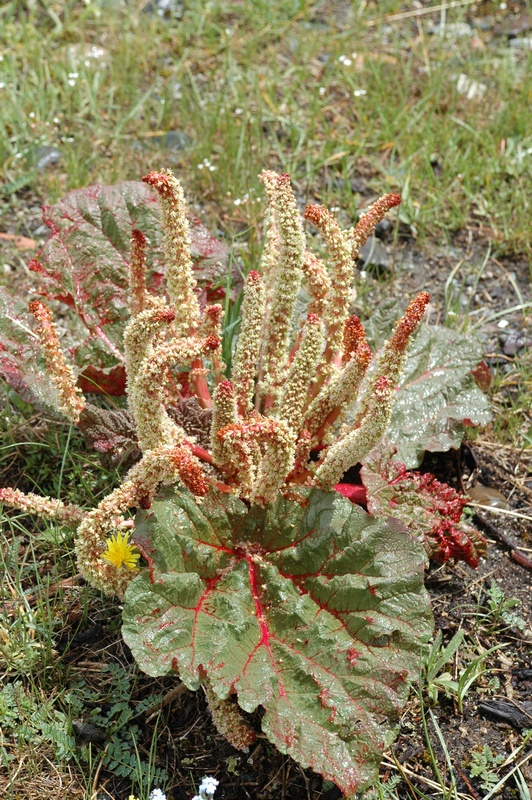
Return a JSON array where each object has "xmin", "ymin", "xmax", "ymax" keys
[
  {"xmin": 468, "ymin": 483, "xmax": 510, "ymax": 510},
  {"xmin": 143, "ymin": 0, "xmax": 183, "ymax": 20},
  {"xmin": 502, "ymin": 330, "xmax": 531, "ymax": 356},
  {"xmin": 31, "ymin": 145, "xmax": 63, "ymax": 170},
  {"xmin": 428, "ymin": 22, "xmax": 473, "ymax": 38},
  {"xmin": 150, "ymin": 130, "xmax": 191, "ymax": 150},
  {"xmin": 357, "ymin": 236, "xmax": 391, "ymax": 273},
  {"xmin": 509, "ymin": 37, "xmax": 532, "ymax": 50}
]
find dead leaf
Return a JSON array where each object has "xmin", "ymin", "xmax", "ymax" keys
[{"xmin": 0, "ymin": 232, "xmax": 38, "ymax": 250}]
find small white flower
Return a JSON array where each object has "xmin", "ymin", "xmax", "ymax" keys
[
  {"xmin": 234, "ymin": 107, "xmax": 243, "ymax": 115},
  {"xmin": 68, "ymin": 79, "xmax": 76, "ymax": 87},
  {"xmin": 53, "ymin": 117, "xmax": 60, "ymax": 123},
  {"xmin": 318, "ymin": 86, "xmax": 326, "ymax": 95},
  {"xmin": 149, "ymin": 789, "xmax": 167, "ymax": 800},
  {"xmin": 497, "ymin": 319, "xmax": 509, "ymax": 329},
  {"xmin": 338, "ymin": 55, "xmax": 352, "ymax": 66},
  {"xmin": 68, "ymin": 71, "xmax": 79, "ymax": 78},
  {"xmin": 353, "ymin": 89, "xmax": 367, "ymax": 97},
  {"xmin": 198, "ymin": 776, "xmax": 219, "ymax": 797},
  {"xmin": 0, "ymin": 83, "xmax": 5, "ymax": 89}
]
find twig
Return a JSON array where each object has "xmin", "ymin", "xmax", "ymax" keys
[
  {"xmin": 455, "ymin": 765, "xmax": 481, "ymax": 800},
  {"xmin": 90, "ymin": 742, "xmax": 110, "ymax": 800},
  {"xmin": 145, "ymin": 682, "xmax": 188, "ymax": 722},
  {"xmin": 468, "ymin": 503, "xmax": 532, "ymax": 523},
  {"xmin": 473, "ymin": 512, "xmax": 532, "ymax": 571}
]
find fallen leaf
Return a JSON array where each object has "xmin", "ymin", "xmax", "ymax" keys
[{"xmin": 0, "ymin": 232, "xmax": 38, "ymax": 250}]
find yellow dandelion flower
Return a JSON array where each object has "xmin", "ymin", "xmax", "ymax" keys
[{"xmin": 102, "ymin": 531, "xmax": 141, "ymax": 570}]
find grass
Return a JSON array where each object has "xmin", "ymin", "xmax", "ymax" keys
[
  {"xmin": 1, "ymin": 1, "xmax": 531, "ymax": 798},
  {"xmin": 0, "ymin": 0, "xmax": 531, "ymax": 254}
]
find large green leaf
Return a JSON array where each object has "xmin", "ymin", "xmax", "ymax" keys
[
  {"xmin": 122, "ymin": 487, "xmax": 433, "ymax": 795},
  {"xmin": 387, "ymin": 325, "xmax": 491, "ymax": 467},
  {"xmin": 364, "ymin": 301, "xmax": 491, "ymax": 467}
]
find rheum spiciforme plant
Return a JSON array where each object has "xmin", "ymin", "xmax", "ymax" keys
[{"xmin": 0, "ymin": 170, "xmax": 486, "ymax": 795}]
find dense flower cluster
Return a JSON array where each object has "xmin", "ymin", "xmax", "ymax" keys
[{"xmin": 0, "ymin": 168, "xmax": 428, "ymax": 596}]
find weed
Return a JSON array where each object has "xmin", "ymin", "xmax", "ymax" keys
[
  {"xmin": 477, "ymin": 582, "xmax": 527, "ymax": 634},
  {"xmin": 469, "ymin": 744, "xmax": 505, "ymax": 792}
]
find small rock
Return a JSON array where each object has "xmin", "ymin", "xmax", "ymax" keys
[
  {"xmin": 468, "ymin": 484, "xmax": 509, "ymax": 510},
  {"xmin": 31, "ymin": 145, "xmax": 63, "ymax": 170},
  {"xmin": 349, "ymin": 177, "xmax": 367, "ymax": 193},
  {"xmin": 456, "ymin": 73, "xmax": 487, "ymax": 100},
  {"xmin": 494, "ymin": 14, "xmax": 532, "ymax": 38},
  {"xmin": 429, "ymin": 22, "xmax": 473, "ymax": 38},
  {"xmin": 143, "ymin": 0, "xmax": 183, "ymax": 20},
  {"xmin": 72, "ymin": 720, "xmax": 107, "ymax": 743},
  {"xmin": 509, "ymin": 37, "xmax": 532, "ymax": 50},
  {"xmin": 502, "ymin": 330, "xmax": 530, "ymax": 356},
  {"xmin": 357, "ymin": 236, "xmax": 391, "ymax": 273},
  {"xmin": 374, "ymin": 218, "xmax": 392, "ymax": 240},
  {"xmin": 151, "ymin": 130, "xmax": 191, "ymax": 150}
]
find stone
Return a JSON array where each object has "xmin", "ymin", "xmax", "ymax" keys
[
  {"xmin": 31, "ymin": 146, "xmax": 63, "ymax": 171},
  {"xmin": 357, "ymin": 236, "xmax": 391, "ymax": 274}
]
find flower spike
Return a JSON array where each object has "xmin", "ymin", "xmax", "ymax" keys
[
  {"xmin": 315, "ymin": 292, "xmax": 430, "ymax": 488},
  {"xmin": 28, "ymin": 300, "xmax": 86, "ymax": 422},
  {"xmin": 277, "ymin": 313, "xmax": 324, "ymax": 433},
  {"xmin": 349, "ymin": 193, "xmax": 401, "ymax": 256},
  {"xmin": 260, "ymin": 173, "xmax": 305, "ymax": 402},
  {"xmin": 231, "ymin": 271, "xmax": 265, "ymax": 416},
  {"xmin": 211, "ymin": 379, "xmax": 238, "ymax": 468},
  {"xmin": 142, "ymin": 169, "xmax": 200, "ymax": 335},
  {"xmin": 303, "ymin": 205, "xmax": 354, "ymax": 373},
  {"xmin": 0, "ymin": 487, "xmax": 83, "ymax": 526},
  {"xmin": 128, "ymin": 229, "xmax": 156, "ymax": 317}
]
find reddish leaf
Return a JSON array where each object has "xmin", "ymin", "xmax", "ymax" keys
[
  {"xmin": 0, "ymin": 287, "xmax": 64, "ymax": 412},
  {"xmin": 333, "ymin": 482, "xmax": 367, "ymax": 507},
  {"xmin": 361, "ymin": 448, "xmax": 487, "ymax": 568},
  {"xmin": 27, "ymin": 181, "xmax": 230, "ymax": 387},
  {"xmin": 470, "ymin": 360, "xmax": 492, "ymax": 393},
  {"xmin": 122, "ymin": 486, "xmax": 433, "ymax": 795}
]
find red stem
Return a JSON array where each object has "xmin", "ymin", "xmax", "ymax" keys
[{"xmin": 191, "ymin": 358, "xmax": 212, "ymax": 409}]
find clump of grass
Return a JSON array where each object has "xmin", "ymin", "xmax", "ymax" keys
[{"xmin": 1, "ymin": 1, "xmax": 531, "ymax": 252}]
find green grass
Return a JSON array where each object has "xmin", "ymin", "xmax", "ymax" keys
[{"xmin": 0, "ymin": 0, "xmax": 531, "ymax": 254}]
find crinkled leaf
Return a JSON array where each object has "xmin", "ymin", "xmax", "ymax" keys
[
  {"xmin": 76, "ymin": 397, "xmax": 212, "ymax": 471},
  {"xmin": 28, "ymin": 181, "xmax": 230, "ymax": 391},
  {"xmin": 122, "ymin": 487, "xmax": 433, "ymax": 795},
  {"xmin": 387, "ymin": 325, "xmax": 491, "ymax": 467},
  {"xmin": 361, "ymin": 446, "xmax": 487, "ymax": 568},
  {"xmin": 365, "ymin": 301, "xmax": 491, "ymax": 467},
  {"xmin": 77, "ymin": 403, "xmax": 141, "ymax": 470},
  {"xmin": 0, "ymin": 286, "xmax": 64, "ymax": 413}
]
